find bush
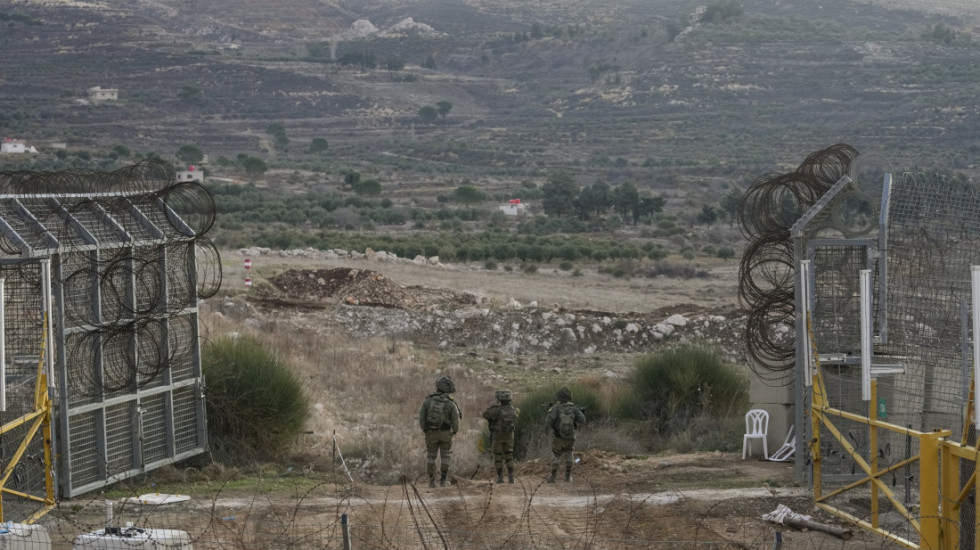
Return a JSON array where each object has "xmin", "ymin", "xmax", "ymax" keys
[
  {"xmin": 202, "ymin": 335, "xmax": 310, "ymax": 463},
  {"xmin": 623, "ymin": 344, "xmax": 748, "ymax": 440}
]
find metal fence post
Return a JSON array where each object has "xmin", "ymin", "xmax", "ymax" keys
[
  {"xmin": 342, "ymin": 513, "xmax": 352, "ymax": 550},
  {"xmin": 772, "ymin": 531, "xmax": 782, "ymax": 550}
]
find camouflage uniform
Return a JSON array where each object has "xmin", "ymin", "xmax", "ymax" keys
[
  {"xmin": 545, "ymin": 387, "xmax": 586, "ymax": 482},
  {"xmin": 418, "ymin": 376, "xmax": 461, "ymax": 487},
  {"xmin": 482, "ymin": 389, "xmax": 520, "ymax": 483}
]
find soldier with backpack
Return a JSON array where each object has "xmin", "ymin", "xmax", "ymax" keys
[
  {"xmin": 545, "ymin": 386, "xmax": 586, "ymax": 483},
  {"xmin": 418, "ymin": 375, "xmax": 462, "ymax": 488},
  {"xmin": 482, "ymin": 389, "xmax": 520, "ymax": 484}
]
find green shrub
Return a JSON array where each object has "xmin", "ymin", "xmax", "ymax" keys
[
  {"xmin": 624, "ymin": 344, "xmax": 748, "ymax": 438},
  {"xmin": 202, "ymin": 335, "xmax": 310, "ymax": 463}
]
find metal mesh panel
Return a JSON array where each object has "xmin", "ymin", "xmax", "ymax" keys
[
  {"xmin": 812, "ymin": 245, "xmax": 866, "ymax": 356},
  {"xmin": 169, "ymin": 314, "xmax": 197, "ymax": 382},
  {"xmin": 172, "ymin": 387, "xmax": 199, "ymax": 454},
  {"xmin": 111, "ymin": 199, "xmax": 158, "ymax": 242},
  {"xmin": 68, "ymin": 411, "xmax": 100, "ymax": 488},
  {"xmin": 21, "ymin": 197, "xmax": 87, "ymax": 249},
  {"xmin": 105, "ymin": 402, "xmax": 135, "ymax": 477},
  {"xmin": 874, "ymin": 173, "xmax": 980, "ymax": 437},
  {"xmin": 165, "ymin": 243, "xmax": 195, "ymax": 310},
  {"xmin": 61, "ymin": 251, "xmax": 98, "ymax": 327},
  {"xmin": 141, "ymin": 393, "xmax": 168, "ymax": 464},
  {"xmin": 803, "ymin": 169, "xmax": 980, "ymax": 545},
  {"xmin": 0, "ymin": 161, "xmax": 216, "ymax": 502},
  {"xmin": 0, "ymin": 199, "xmax": 51, "ymax": 250},
  {"xmin": 62, "ymin": 198, "xmax": 127, "ymax": 244},
  {"xmin": 65, "ymin": 331, "xmax": 98, "ymax": 407},
  {"xmin": 0, "ymin": 421, "xmax": 49, "ymax": 522}
]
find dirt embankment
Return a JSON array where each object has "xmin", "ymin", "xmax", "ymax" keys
[{"xmin": 249, "ymin": 265, "xmax": 749, "ymax": 363}]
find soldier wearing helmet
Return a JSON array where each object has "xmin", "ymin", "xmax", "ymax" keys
[
  {"xmin": 545, "ymin": 386, "xmax": 585, "ymax": 483},
  {"xmin": 482, "ymin": 389, "xmax": 520, "ymax": 483},
  {"xmin": 418, "ymin": 375, "xmax": 461, "ymax": 487}
]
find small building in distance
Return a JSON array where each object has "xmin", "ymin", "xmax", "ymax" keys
[
  {"xmin": 176, "ymin": 166, "xmax": 205, "ymax": 183},
  {"xmin": 87, "ymin": 86, "xmax": 118, "ymax": 102},
  {"xmin": 0, "ymin": 139, "xmax": 38, "ymax": 154},
  {"xmin": 499, "ymin": 198, "xmax": 527, "ymax": 216}
]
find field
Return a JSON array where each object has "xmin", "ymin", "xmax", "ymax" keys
[{"xmin": 62, "ymin": 248, "xmax": 899, "ymax": 550}]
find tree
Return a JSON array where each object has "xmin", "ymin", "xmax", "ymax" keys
[
  {"xmin": 423, "ymin": 54, "xmax": 437, "ymax": 69},
  {"xmin": 719, "ymin": 187, "xmax": 742, "ymax": 226},
  {"xmin": 386, "ymin": 55, "xmax": 405, "ymax": 72},
  {"xmin": 436, "ymin": 101, "xmax": 453, "ymax": 120},
  {"xmin": 453, "ymin": 185, "xmax": 485, "ymax": 204},
  {"xmin": 636, "ymin": 195, "xmax": 666, "ymax": 224},
  {"xmin": 697, "ymin": 204, "xmax": 719, "ymax": 226},
  {"xmin": 343, "ymin": 171, "xmax": 361, "ymax": 187},
  {"xmin": 176, "ymin": 144, "xmax": 204, "ymax": 166},
  {"xmin": 418, "ymin": 105, "xmax": 438, "ymax": 123},
  {"xmin": 576, "ymin": 180, "xmax": 611, "ymax": 220},
  {"xmin": 542, "ymin": 172, "xmax": 580, "ymax": 218},
  {"xmin": 241, "ymin": 156, "xmax": 268, "ymax": 177},
  {"xmin": 353, "ymin": 179, "xmax": 382, "ymax": 196},
  {"xmin": 177, "ymin": 85, "xmax": 201, "ymax": 102},
  {"xmin": 111, "ymin": 145, "xmax": 131, "ymax": 159},
  {"xmin": 612, "ymin": 182, "xmax": 639, "ymax": 221},
  {"xmin": 701, "ymin": 0, "xmax": 743, "ymax": 23},
  {"xmin": 266, "ymin": 123, "xmax": 289, "ymax": 150},
  {"xmin": 309, "ymin": 138, "xmax": 329, "ymax": 154}
]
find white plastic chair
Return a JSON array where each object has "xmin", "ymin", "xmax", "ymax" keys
[
  {"xmin": 742, "ymin": 409, "xmax": 769, "ymax": 460},
  {"xmin": 768, "ymin": 424, "xmax": 795, "ymax": 462}
]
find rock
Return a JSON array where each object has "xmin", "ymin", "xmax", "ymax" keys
[{"xmin": 665, "ymin": 314, "xmax": 688, "ymax": 326}]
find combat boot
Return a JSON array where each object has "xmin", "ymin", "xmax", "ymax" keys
[
  {"xmin": 428, "ymin": 476, "xmax": 436, "ymax": 488},
  {"xmin": 496, "ymin": 468, "xmax": 504, "ymax": 483},
  {"xmin": 440, "ymin": 473, "xmax": 448, "ymax": 487},
  {"xmin": 508, "ymin": 468, "xmax": 515, "ymax": 484},
  {"xmin": 564, "ymin": 466, "xmax": 572, "ymax": 482},
  {"xmin": 547, "ymin": 469, "xmax": 557, "ymax": 483}
]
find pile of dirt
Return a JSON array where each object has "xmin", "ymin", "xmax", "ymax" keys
[{"xmin": 269, "ymin": 267, "xmax": 422, "ymax": 309}]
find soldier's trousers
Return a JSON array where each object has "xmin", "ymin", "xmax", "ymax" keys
[
  {"xmin": 491, "ymin": 432, "xmax": 515, "ymax": 470},
  {"xmin": 425, "ymin": 429, "xmax": 454, "ymax": 477},
  {"xmin": 551, "ymin": 436, "xmax": 575, "ymax": 468}
]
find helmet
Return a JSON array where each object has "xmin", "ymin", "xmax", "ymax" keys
[
  {"xmin": 495, "ymin": 389, "xmax": 513, "ymax": 402},
  {"xmin": 435, "ymin": 376, "xmax": 456, "ymax": 393},
  {"xmin": 556, "ymin": 387, "xmax": 572, "ymax": 402}
]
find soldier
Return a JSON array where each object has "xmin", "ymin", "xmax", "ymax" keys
[
  {"xmin": 545, "ymin": 386, "xmax": 586, "ymax": 483},
  {"xmin": 482, "ymin": 389, "xmax": 520, "ymax": 484},
  {"xmin": 418, "ymin": 375, "xmax": 461, "ymax": 487}
]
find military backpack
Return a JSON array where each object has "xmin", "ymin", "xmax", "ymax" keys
[
  {"xmin": 493, "ymin": 404, "xmax": 518, "ymax": 433},
  {"xmin": 556, "ymin": 403, "xmax": 577, "ymax": 439},
  {"xmin": 425, "ymin": 393, "xmax": 453, "ymax": 431}
]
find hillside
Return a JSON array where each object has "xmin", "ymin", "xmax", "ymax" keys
[{"xmin": 2, "ymin": 0, "xmax": 979, "ymax": 196}]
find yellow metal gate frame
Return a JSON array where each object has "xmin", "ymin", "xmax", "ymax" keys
[
  {"xmin": 0, "ymin": 313, "xmax": 55, "ymax": 523},
  {"xmin": 810, "ymin": 326, "xmax": 980, "ymax": 549}
]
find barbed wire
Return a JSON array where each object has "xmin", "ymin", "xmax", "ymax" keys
[
  {"xmin": 736, "ymin": 144, "xmax": 860, "ymax": 382},
  {"xmin": 0, "ymin": 158, "xmax": 222, "ymax": 396}
]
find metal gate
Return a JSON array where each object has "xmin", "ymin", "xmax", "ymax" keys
[{"xmin": 0, "ymin": 160, "xmax": 218, "ymax": 500}]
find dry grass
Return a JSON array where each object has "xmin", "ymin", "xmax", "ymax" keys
[{"xmin": 201, "ymin": 302, "xmax": 498, "ymax": 484}]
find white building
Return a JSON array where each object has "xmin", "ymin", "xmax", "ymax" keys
[
  {"xmin": 87, "ymin": 86, "xmax": 118, "ymax": 102},
  {"xmin": 498, "ymin": 199, "xmax": 527, "ymax": 216},
  {"xmin": 176, "ymin": 166, "xmax": 205, "ymax": 183},
  {"xmin": 0, "ymin": 139, "xmax": 38, "ymax": 154}
]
